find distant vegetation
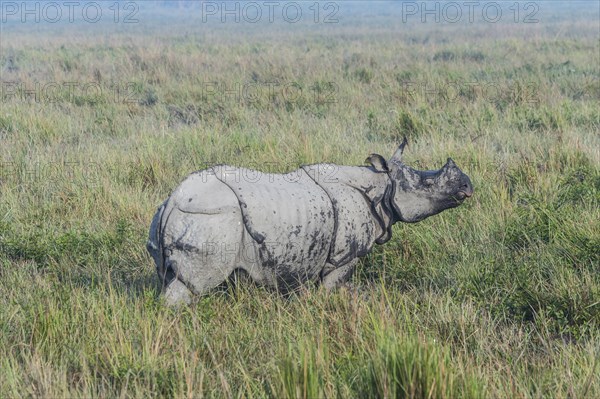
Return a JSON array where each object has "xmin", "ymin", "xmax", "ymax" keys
[{"xmin": 0, "ymin": 3, "xmax": 598, "ymax": 398}]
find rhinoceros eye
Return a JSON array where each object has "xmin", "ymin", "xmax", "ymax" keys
[{"xmin": 423, "ymin": 177, "xmax": 435, "ymax": 186}]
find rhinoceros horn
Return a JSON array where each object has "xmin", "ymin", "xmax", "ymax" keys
[{"xmin": 390, "ymin": 136, "xmax": 409, "ymax": 163}]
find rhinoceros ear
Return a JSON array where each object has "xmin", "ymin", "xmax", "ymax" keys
[
  {"xmin": 365, "ymin": 154, "xmax": 389, "ymax": 172},
  {"xmin": 390, "ymin": 136, "xmax": 408, "ymax": 163}
]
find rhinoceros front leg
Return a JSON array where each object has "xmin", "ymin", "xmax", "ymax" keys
[
  {"xmin": 164, "ymin": 278, "xmax": 193, "ymax": 307},
  {"xmin": 321, "ymin": 259, "xmax": 358, "ymax": 289}
]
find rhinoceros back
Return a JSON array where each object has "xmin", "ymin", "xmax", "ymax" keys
[{"xmin": 212, "ymin": 165, "xmax": 335, "ymax": 289}]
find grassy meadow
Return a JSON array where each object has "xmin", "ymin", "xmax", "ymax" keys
[{"xmin": 0, "ymin": 2, "xmax": 599, "ymax": 397}]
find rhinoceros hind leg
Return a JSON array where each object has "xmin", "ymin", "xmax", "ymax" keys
[
  {"xmin": 321, "ymin": 260, "xmax": 357, "ymax": 289},
  {"xmin": 164, "ymin": 279, "xmax": 193, "ymax": 307}
]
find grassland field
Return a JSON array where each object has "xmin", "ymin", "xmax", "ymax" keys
[{"xmin": 0, "ymin": 1, "xmax": 599, "ymax": 398}]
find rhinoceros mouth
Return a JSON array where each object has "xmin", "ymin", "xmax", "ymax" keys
[{"xmin": 453, "ymin": 190, "xmax": 472, "ymax": 202}]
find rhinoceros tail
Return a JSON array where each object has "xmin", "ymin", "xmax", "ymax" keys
[{"xmin": 147, "ymin": 201, "xmax": 166, "ymax": 281}]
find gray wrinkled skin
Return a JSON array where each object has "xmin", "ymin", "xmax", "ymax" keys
[{"xmin": 147, "ymin": 140, "xmax": 473, "ymax": 306}]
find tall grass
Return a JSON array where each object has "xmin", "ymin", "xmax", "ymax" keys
[{"xmin": 1, "ymin": 4, "xmax": 599, "ymax": 398}]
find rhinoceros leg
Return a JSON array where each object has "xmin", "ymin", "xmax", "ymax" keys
[
  {"xmin": 161, "ymin": 204, "xmax": 246, "ymax": 301},
  {"xmin": 321, "ymin": 259, "xmax": 358, "ymax": 289},
  {"xmin": 164, "ymin": 278, "xmax": 193, "ymax": 307}
]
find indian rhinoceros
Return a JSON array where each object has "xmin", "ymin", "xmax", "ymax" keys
[{"xmin": 147, "ymin": 139, "xmax": 473, "ymax": 305}]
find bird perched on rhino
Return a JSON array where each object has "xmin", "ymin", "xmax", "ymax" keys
[{"xmin": 147, "ymin": 138, "xmax": 473, "ymax": 306}]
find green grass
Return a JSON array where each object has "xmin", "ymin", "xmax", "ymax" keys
[{"xmin": 1, "ymin": 4, "xmax": 599, "ymax": 398}]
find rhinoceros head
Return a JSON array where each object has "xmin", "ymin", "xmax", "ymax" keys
[{"xmin": 367, "ymin": 138, "xmax": 473, "ymax": 223}]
